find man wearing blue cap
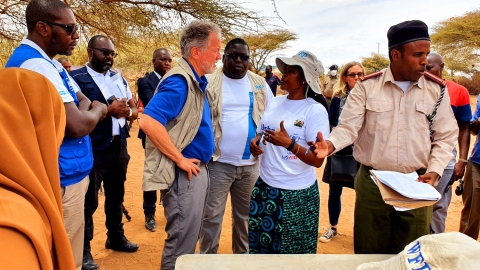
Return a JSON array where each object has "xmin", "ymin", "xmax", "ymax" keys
[{"xmin": 313, "ymin": 20, "xmax": 458, "ymax": 253}]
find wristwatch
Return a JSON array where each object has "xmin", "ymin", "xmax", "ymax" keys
[{"xmin": 128, "ymin": 108, "xmax": 133, "ymax": 117}]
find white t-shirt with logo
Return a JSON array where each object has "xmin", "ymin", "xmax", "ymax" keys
[
  {"xmin": 218, "ymin": 74, "xmax": 273, "ymax": 166},
  {"xmin": 258, "ymin": 95, "xmax": 330, "ymax": 190}
]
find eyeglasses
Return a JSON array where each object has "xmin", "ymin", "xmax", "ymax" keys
[
  {"xmin": 346, "ymin": 72, "xmax": 364, "ymax": 78},
  {"xmin": 90, "ymin": 48, "xmax": 118, "ymax": 58},
  {"xmin": 225, "ymin": 53, "xmax": 250, "ymax": 62},
  {"xmin": 41, "ymin": 21, "xmax": 78, "ymax": 36}
]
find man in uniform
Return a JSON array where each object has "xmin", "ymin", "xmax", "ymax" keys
[
  {"xmin": 70, "ymin": 35, "xmax": 139, "ymax": 270},
  {"xmin": 426, "ymin": 52, "xmax": 471, "ymax": 234},
  {"xmin": 137, "ymin": 48, "xmax": 173, "ymax": 232},
  {"xmin": 5, "ymin": 1, "xmax": 107, "ymax": 269},
  {"xmin": 199, "ymin": 38, "xmax": 273, "ymax": 254},
  {"xmin": 313, "ymin": 20, "xmax": 458, "ymax": 254},
  {"xmin": 323, "ymin": 64, "xmax": 338, "ymax": 106},
  {"xmin": 139, "ymin": 20, "xmax": 221, "ymax": 270}
]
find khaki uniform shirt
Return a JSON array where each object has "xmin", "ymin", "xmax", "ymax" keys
[
  {"xmin": 323, "ymin": 76, "xmax": 338, "ymax": 99},
  {"xmin": 328, "ymin": 67, "xmax": 458, "ymax": 177}
]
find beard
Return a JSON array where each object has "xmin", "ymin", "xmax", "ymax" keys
[
  {"xmin": 201, "ymin": 61, "xmax": 216, "ymax": 75},
  {"xmin": 91, "ymin": 57, "xmax": 112, "ymax": 72},
  {"xmin": 51, "ymin": 32, "xmax": 73, "ymax": 56}
]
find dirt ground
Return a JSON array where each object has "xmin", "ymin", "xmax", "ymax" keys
[{"xmin": 90, "ymin": 96, "xmax": 479, "ymax": 270}]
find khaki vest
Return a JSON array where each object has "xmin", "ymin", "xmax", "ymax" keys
[
  {"xmin": 206, "ymin": 69, "xmax": 267, "ymax": 161},
  {"xmin": 142, "ymin": 58, "xmax": 205, "ymax": 191}
]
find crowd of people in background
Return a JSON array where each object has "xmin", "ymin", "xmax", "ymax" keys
[{"xmin": 2, "ymin": 0, "xmax": 480, "ymax": 270}]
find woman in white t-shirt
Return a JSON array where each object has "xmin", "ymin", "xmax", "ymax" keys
[{"xmin": 248, "ymin": 51, "xmax": 330, "ymax": 254}]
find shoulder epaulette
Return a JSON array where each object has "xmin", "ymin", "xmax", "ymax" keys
[
  {"xmin": 424, "ymin": 72, "xmax": 446, "ymax": 87},
  {"xmin": 360, "ymin": 71, "xmax": 383, "ymax": 81}
]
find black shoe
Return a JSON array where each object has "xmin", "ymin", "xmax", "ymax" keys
[
  {"xmin": 82, "ymin": 252, "xmax": 99, "ymax": 270},
  {"xmin": 145, "ymin": 214, "xmax": 156, "ymax": 232},
  {"xmin": 105, "ymin": 235, "xmax": 139, "ymax": 252}
]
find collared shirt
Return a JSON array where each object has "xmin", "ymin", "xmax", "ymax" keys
[
  {"xmin": 328, "ymin": 67, "xmax": 458, "ymax": 176},
  {"xmin": 13, "ymin": 39, "xmax": 78, "ymax": 102},
  {"xmin": 153, "ymin": 71, "xmax": 161, "ymax": 80},
  {"xmin": 85, "ymin": 63, "xmax": 133, "ymax": 136},
  {"xmin": 143, "ymin": 58, "xmax": 214, "ymax": 163}
]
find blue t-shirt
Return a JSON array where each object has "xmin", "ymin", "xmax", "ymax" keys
[
  {"xmin": 143, "ymin": 60, "xmax": 214, "ymax": 163},
  {"xmin": 470, "ymin": 95, "xmax": 480, "ymax": 164}
]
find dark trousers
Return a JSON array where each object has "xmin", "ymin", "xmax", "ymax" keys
[
  {"xmin": 354, "ymin": 165, "xmax": 431, "ymax": 254},
  {"xmin": 143, "ymin": 191, "xmax": 157, "ymax": 216},
  {"xmin": 84, "ymin": 137, "xmax": 130, "ymax": 253},
  {"xmin": 328, "ymin": 183, "xmax": 344, "ymax": 226},
  {"xmin": 141, "ymin": 136, "xmax": 158, "ymax": 216}
]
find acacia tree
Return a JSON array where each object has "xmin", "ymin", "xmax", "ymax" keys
[
  {"xmin": 243, "ymin": 29, "xmax": 298, "ymax": 74},
  {"xmin": 0, "ymin": 0, "xmax": 274, "ymax": 50},
  {"xmin": 431, "ymin": 10, "xmax": 480, "ymax": 74},
  {"xmin": 361, "ymin": 53, "xmax": 390, "ymax": 73}
]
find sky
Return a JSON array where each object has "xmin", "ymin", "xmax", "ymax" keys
[{"xmin": 242, "ymin": 0, "xmax": 479, "ymax": 72}]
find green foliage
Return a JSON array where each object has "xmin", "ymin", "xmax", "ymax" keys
[
  {"xmin": 361, "ymin": 53, "xmax": 390, "ymax": 74},
  {"xmin": 243, "ymin": 29, "xmax": 298, "ymax": 74},
  {"xmin": 431, "ymin": 10, "xmax": 480, "ymax": 74}
]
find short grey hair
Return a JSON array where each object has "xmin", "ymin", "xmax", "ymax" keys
[{"xmin": 180, "ymin": 20, "xmax": 221, "ymax": 58}]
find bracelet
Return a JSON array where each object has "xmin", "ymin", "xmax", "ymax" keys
[
  {"xmin": 295, "ymin": 144, "xmax": 301, "ymax": 155},
  {"xmin": 286, "ymin": 139, "xmax": 296, "ymax": 151},
  {"xmin": 458, "ymin": 158, "xmax": 468, "ymax": 163}
]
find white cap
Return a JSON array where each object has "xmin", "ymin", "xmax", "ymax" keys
[
  {"xmin": 356, "ymin": 232, "xmax": 480, "ymax": 270},
  {"xmin": 275, "ymin": 50, "xmax": 324, "ymax": 94}
]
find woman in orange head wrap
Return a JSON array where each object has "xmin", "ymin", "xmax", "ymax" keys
[{"xmin": 0, "ymin": 68, "xmax": 75, "ymax": 269}]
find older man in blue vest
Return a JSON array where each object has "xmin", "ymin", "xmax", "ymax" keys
[{"xmin": 140, "ymin": 20, "xmax": 221, "ymax": 270}]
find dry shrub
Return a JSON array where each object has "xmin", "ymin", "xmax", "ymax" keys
[{"xmin": 455, "ymin": 72, "xmax": 480, "ymax": 95}]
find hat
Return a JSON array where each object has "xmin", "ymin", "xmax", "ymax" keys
[
  {"xmin": 329, "ymin": 64, "xmax": 338, "ymax": 70},
  {"xmin": 356, "ymin": 232, "xmax": 480, "ymax": 270},
  {"xmin": 387, "ymin": 20, "xmax": 430, "ymax": 50},
  {"xmin": 276, "ymin": 50, "xmax": 324, "ymax": 94}
]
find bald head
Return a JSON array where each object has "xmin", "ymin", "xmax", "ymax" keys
[
  {"xmin": 88, "ymin": 35, "xmax": 109, "ymax": 48},
  {"xmin": 57, "ymin": 57, "xmax": 72, "ymax": 72},
  {"xmin": 426, "ymin": 52, "xmax": 444, "ymax": 78},
  {"xmin": 152, "ymin": 48, "xmax": 172, "ymax": 76}
]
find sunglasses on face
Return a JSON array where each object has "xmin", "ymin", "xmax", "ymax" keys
[
  {"xmin": 225, "ymin": 53, "xmax": 250, "ymax": 62},
  {"xmin": 90, "ymin": 48, "xmax": 118, "ymax": 58},
  {"xmin": 346, "ymin": 72, "xmax": 364, "ymax": 78},
  {"xmin": 41, "ymin": 21, "xmax": 78, "ymax": 36}
]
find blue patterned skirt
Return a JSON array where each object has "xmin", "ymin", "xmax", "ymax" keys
[{"xmin": 248, "ymin": 177, "xmax": 320, "ymax": 254}]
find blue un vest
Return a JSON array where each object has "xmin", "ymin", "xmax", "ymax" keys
[{"xmin": 6, "ymin": 44, "xmax": 93, "ymax": 187}]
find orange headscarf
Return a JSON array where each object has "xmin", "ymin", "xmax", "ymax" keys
[{"xmin": 0, "ymin": 68, "xmax": 75, "ymax": 269}]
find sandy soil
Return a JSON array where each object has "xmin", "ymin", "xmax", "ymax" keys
[{"xmin": 90, "ymin": 95, "xmax": 479, "ymax": 269}]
